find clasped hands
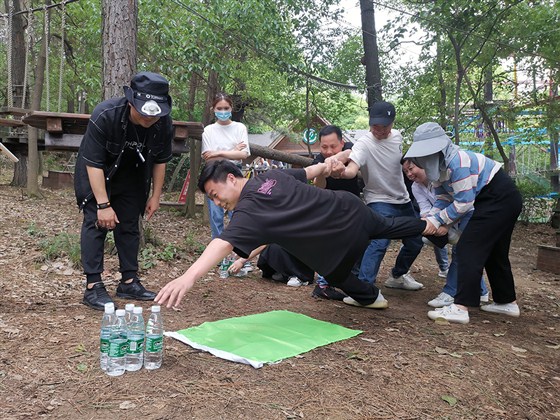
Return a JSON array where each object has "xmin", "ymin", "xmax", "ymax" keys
[
  {"xmin": 422, "ymin": 220, "xmax": 448, "ymax": 236},
  {"xmin": 320, "ymin": 158, "xmax": 346, "ymax": 178}
]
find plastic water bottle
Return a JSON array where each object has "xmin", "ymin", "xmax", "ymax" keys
[
  {"xmin": 99, "ymin": 302, "xmax": 115, "ymax": 371},
  {"xmin": 219, "ymin": 256, "xmax": 232, "ymax": 278},
  {"xmin": 233, "ymin": 266, "xmax": 248, "ymax": 277},
  {"xmin": 107, "ymin": 309, "xmax": 128, "ymax": 376},
  {"xmin": 144, "ymin": 305, "xmax": 164, "ymax": 370},
  {"xmin": 124, "ymin": 303, "xmax": 135, "ymax": 324},
  {"xmin": 126, "ymin": 306, "xmax": 145, "ymax": 371}
]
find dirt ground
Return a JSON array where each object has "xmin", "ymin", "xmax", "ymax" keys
[{"xmin": 0, "ymin": 178, "xmax": 559, "ymax": 420}]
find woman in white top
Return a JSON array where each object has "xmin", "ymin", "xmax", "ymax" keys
[{"xmin": 201, "ymin": 93, "xmax": 250, "ymax": 238}]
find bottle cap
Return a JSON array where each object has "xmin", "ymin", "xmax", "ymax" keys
[
  {"xmin": 125, "ymin": 303, "xmax": 135, "ymax": 311},
  {"xmin": 104, "ymin": 302, "xmax": 115, "ymax": 313},
  {"xmin": 133, "ymin": 306, "xmax": 143, "ymax": 314},
  {"xmin": 115, "ymin": 309, "xmax": 126, "ymax": 316},
  {"xmin": 151, "ymin": 305, "xmax": 161, "ymax": 313}
]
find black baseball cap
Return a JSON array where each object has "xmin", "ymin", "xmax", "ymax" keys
[
  {"xmin": 124, "ymin": 72, "xmax": 172, "ymax": 117},
  {"xmin": 369, "ymin": 101, "xmax": 396, "ymax": 126}
]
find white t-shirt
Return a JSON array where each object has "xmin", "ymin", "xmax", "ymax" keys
[
  {"xmin": 411, "ymin": 181, "xmax": 435, "ymax": 216},
  {"xmin": 349, "ymin": 129, "xmax": 410, "ymax": 205},
  {"xmin": 201, "ymin": 121, "xmax": 250, "ymax": 164}
]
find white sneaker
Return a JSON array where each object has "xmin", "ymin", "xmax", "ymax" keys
[
  {"xmin": 427, "ymin": 303, "xmax": 469, "ymax": 324},
  {"xmin": 385, "ymin": 272, "xmax": 424, "ymax": 291},
  {"xmin": 438, "ymin": 269, "xmax": 449, "ymax": 278},
  {"xmin": 480, "ymin": 292, "xmax": 490, "ymax": 303},
  {"xmin": 286, "ymin": 277, "xmax": 308, "ymax": 287},
  {"xmin": 480, "ymin": 302, "xmax": 520, "ymax": 317},
  {"xmin": 428, "ymin": 292, "xmax": 454, "ymax": 308},
  {"xmin": 343, "ymin": 291, "xmax": 388, "ymax": 309}
]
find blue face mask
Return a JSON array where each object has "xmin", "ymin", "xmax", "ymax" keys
[{"xmin": 215, "ymin": 111, "xmax": 232, "ymax": 121}]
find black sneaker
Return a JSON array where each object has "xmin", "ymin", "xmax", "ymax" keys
[
  {"xmin": 116, "ymin": 278, "xmax": 156, "ymax": 301},
  {"xmin": 82, "ymin": 282, "xmax": 115, "ymax": 311},
  {"xmin": 312, "ymin": 285, "xmax": 347, "ymax": 301}
]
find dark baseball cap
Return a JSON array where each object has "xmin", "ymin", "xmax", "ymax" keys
[
  {"xmin": 124, "ymin": 71, "xmax": 172, "ymax": 117},
  {"xmin": 369, "ymin": 101, "xmax": 396, "ymax": 126}
]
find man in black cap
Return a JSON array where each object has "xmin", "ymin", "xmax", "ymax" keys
[
  {"xmin": 327, "ymin": 101, "xmax": 425, "ymax": 298},
  {"xmin": 74, "ymin": 71, "xmax": 173, "ymax": 310}
]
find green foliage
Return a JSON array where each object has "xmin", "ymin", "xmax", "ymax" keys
[
  {"xmin": 515, "ymin": 175, "xmax": 552, "ymax": 199},
  {"xmin": 139, "ymin": 243, "xmax": 179, "ymax": 269},
  {"xmin": 26, "ymin": 222, "xmax": 45, "ymax": 238},
  {"xmin": 39, "ymin": 232, "xmax": 81, "ymax": 267},
  {"xmin": 184, "ymin": 232, "xmax": 206, "ymax": 256},
  {"xmin": 143, "ymin": 225, "xmax": 161, "ymax": 247}
]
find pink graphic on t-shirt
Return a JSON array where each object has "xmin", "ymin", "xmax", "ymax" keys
[{"xmin": 257, "ymin": 179, "xmax": 277, "ymax": 195}]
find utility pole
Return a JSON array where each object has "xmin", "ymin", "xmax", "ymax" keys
[{"xmin": 360, "ymin": 0, "xmax": 383, "ymax": 110}]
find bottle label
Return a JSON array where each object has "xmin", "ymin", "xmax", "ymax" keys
[
  {"xmin": 100, "ymin": 337, "xmax": 110, "ymax": 354},
  {"xmin": 108, "ymin": 339, "xmax": 127, "ymax": 357},
  {"xmin": 145, "ymin": 335, "xmax": 163, "ymax": 353},
  {"xmin": 128, "ymin": 336, "xmax": 145, "ymax": 354}
]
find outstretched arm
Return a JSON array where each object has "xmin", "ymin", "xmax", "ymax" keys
[
  {"xmin": 155, "ymin": 238, "xmax": 233, "ymax": 308},
  {"xmin": 304, "ymin": 161, "xmax": 331, "ymax": 180},
  {"xmin": 229, "ymin": 244, "xmax": 267, "ymax": 274}
]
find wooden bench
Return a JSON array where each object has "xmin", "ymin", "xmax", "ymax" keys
[
  {"xmin": 22, "ymin": 111, "xmax": 204, "ymax": 154},
  {"xmin": 0, "ymin": 117, "xmax": 25, "ymax": 128}
]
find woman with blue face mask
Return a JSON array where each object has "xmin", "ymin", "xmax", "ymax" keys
[{"xmin": 201, "ymin": 93, "xmax": 250, "ymax": 239}]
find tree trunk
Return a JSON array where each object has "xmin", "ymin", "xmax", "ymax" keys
[
  {"xmin": 449, "ymin": 34, "xmax": 463, "ymax": 144},
  {"xmin": 7, "ymin": 0, "xmax": 30, "ymax": 187},
  {"xmin": 101, "ymin": 0, "xmax": 137, "ymax": 100},
  {"xmin": 26, "ymin": 1, "xmax": 51, "ymax": 196},
  {"xmin": 464, "ymin": 72, "xmax": 509, "ymax": 172},
  {"xmin": 482, "ymin": 65, "xmax": 494, "ymax": 160},
  {"xmin": 248, "ymin": 144, "xmax": 313, "ymax": 167},
  {"xmin": 549, "ymin": 74, "xmax": 559, "ymax": 193},
  {"xmin": 360, "ymin": 0, "xmax": 383, "ymax": 108},
  {"xmin": 435, "ymin": 38, "xmax": 448, "ymax": 128},
  {"xmin": 4, "ymin": 0, "xmax": 26, "ymax": 107},
  {"xmin": 11, "ymin": 151, "xmax": 27, "ymax": 186},
  {"xmin": 184, "ymin": 73, "xmax": 199, "ymax": 216},
  {"xmin": 187, "ymin": 70, "xmax": 219, "ymax": 218}
]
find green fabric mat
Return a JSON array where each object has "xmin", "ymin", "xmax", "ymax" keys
[{"xmin": 166, "ymin": 310, "xmax": 362, "ymax": 368}]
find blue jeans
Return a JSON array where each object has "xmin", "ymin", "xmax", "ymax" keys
[
  {"xmin": 442, "ymin": 212, "xmax": 487, "ymax": 297},
  {"xmin": 434, "ymin": 246, "xmax": 449, "ymax": 271},
  {"xmin": 358, "ymin": 202, "xmax": 424, "ymax": 284},
  {"xmin": 443, "ymin": 245, "xmax": 488, "ymax": 297},
  {"xmin": 207, "ymin": 197, "xmax": 233, "ymax": 239}
]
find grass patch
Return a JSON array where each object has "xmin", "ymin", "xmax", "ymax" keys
[{"xmin": 39, "ymin": 232, "xmax": 82, "ymax": 267}]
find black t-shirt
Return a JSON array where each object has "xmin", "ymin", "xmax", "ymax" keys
[
  {"xmin": 219, "ymin": 169, "xmax": 372, "ymax": 278},
  {"xmin": 112, "ymin": 125, "xmax": 148, "ymax": 187},
  {"xmin": 313, "ymin": 142, "xmax": 361, "ymax": 196}
]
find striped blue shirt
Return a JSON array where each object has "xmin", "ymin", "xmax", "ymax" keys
[{"xmin": 427, "ymin": 150, "xmax": 502, "ymax": 228}]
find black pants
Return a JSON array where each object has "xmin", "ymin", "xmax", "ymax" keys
[
  {"xmin": 454, "ymin": 169, "xmax": 522, "ymax": 307},
  {"xmin": 325, "ymin": 210, "xmax": 426, "ymax": 305},
  {"xmin": 81, "ymin": 183, "xmax": 144, "ymax": 283},
  {"xmin": 257, "ymin": 244, "xmax": 315, "ymax": 283}
]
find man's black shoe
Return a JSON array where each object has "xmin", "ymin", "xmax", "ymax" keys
[
  {"xmin": 312, "ymin": 285, "xmax": 347, "ymax": 301},
  {"xmin": 82, "ymin": 282, "xmax": 115, "ymax": 311},
  {"xmin": 116, "ymin": 278, "xmax": 156, "ymax": 301}
]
